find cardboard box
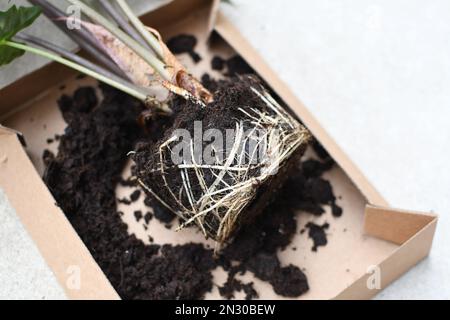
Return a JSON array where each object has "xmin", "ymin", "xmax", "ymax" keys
[{"xmin": 0, "ymin": 0, "xmax": 437, "ymax": 300}]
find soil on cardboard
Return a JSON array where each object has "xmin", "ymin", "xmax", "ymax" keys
[{"xmin": 43, "ymin": 56, "xmax": 341, "ymax": 300}]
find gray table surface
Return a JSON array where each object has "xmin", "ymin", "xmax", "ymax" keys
[{"xmin": 1, "ymin": 0, "xmax": 449, "ymax": 299}]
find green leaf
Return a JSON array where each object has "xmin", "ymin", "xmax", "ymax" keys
[
  {"xmin": 0, "ymin": 5, "xmax": 41, "ymax": 66},
  {"xmin": 0, "ymin": 5, "xmax": 42, "ymax": 41},
  {"xmin": 0, "ymin": 44, "xmax": 25, "ymax": 65}
]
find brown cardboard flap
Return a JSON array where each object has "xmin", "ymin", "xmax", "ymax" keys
[
  {"xmin": 336, "ymin": 210, "xmax": 437, "ymax": 299},
  {"xmin": 214, "ymin": 12, "xmax": 387, "ymax": 207},
  {"xmin": 0, "ymin": 63, "xmax": 75, "ymax": 121},
  {"xmin": 140, "ymin": 0, "xmax": 208, "ymax": 29},
  {"xmin": 208, "ymin": 0, "xmax": 221, "ymax": 34},
  {"xmin": 0, "ymin": 125, "xmax": 21, "ymax": 137},
  {"xmin": 0, "ymin": 132, "xmax": 119, "ymax": 300},
  {"xmin": 364, "ymin": 205, "xmax": 437, "ymax": 245}
]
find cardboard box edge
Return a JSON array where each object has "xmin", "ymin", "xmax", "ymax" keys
[
  {"xmin": 0, "ymin": 131, "xmax": 120, "ymax": 300},
  {"xmin": 334, "ymin": 213, "xmax": 437, "ymax": 299},
  {"xmin": 364, "ymin": 204, "xmax": 437, "ymax": 245}
]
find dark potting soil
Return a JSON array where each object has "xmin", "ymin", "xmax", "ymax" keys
[
  {"xmin": 215, "ymin": 161, "xmax": 336, "ymax": 297},
  {"xmin": 271, "ymin": 265, "xmax": 309, "ymax": 297},
  {"xmin": 144, "ymin": 211, "xmax": 153, "ymax": 224},
  {"xmin": 45, "ymin": 84, "xmax": 216, "ymax": 300},
  {"xmin": 205, "ymin": 54, "xmax": 255, "ymax": 80},
  {"xmin": 57, "ymin": 86, "xmax": 98, "ymax": 123},
  {"xmin": 43, "ymin": 67, "xmax": 342, "ymax": 299},
  {"xmin": 219, "ymin": 266, "xmax": 259, "ymax": 300},
  {"xmin": 42, "ymin": 149, "xmax": 55, "ymax": 167},
  {"xmin": 211, "ymin": 56, "xmax": 226, "ymax": 71},
  {"xmin": 134, "ymin": 210, "xmax": 143, "ymax": 223},
  {"xmin": 144, "ymin": 195, "xmax": 176, "ymax": 224},
  {"xmin": 201, "ymin": 73, "xmax": 219, "ymax": 92},
  {"xmin": 119, "ymin": 177, "xmax": 137, "ymax": 187},
  {"xmin": 312, "ymin": 139, "xmax": 331, "ymax": 160},
  {"xmin": 226, "ymin": 55, "xmax": 254, "ymax": 77},
  {"xmin": 306, "ymin": 222, "xmax": 330, "ymax": 252},
  {"xmin": 118, "ymin": 197, "xmax": 132, "ymax": 205},
  {"xmin": 166, "ymin": 34, "xmax": 202, "ymax": 63},
  {"xmin": 129, "ymin": 190, "xmax": 141, "ymax": 202}
]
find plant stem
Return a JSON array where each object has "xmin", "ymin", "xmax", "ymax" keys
[
  {"xmin": 65, "ymin": 0, "xmax": 171, "ymax": 81},
  {"xmin": 4, "ymin": 41, "xmax": 147, "ymax": 102},
  {"xmin": 15, "ymin": 33, "xmax": 144, "ymax": 95},
  {"xmin": 97, "ymin": 0, "xmax": 148, "ymax": 48},
  {"xmin": 115, "ymin": 0, "xmax": 164, "ymax": 59},
  {"xmin": 28, "ymin": 0, "xmax": 125, "ymax": 77}
]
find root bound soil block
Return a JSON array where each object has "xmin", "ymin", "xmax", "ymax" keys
[{"xmin": 133, "ymin": 75, "xmax": 311, "ymax": 245}]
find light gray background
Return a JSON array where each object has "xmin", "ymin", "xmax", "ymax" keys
[{"xmin": 1, "ymin": 0, "xmax": 449, "ymax": 299}]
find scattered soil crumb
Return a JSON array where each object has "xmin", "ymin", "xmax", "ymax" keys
[
  {"xmin": 312, "ymin": 139, "xmax": 331, "ymax": 160},
  {"xmin": 332, "ymin": 202, "xmax": 343, "ymax": 217},
  {"xmin": 118, "ymin": 197, "xmax": 132, "ymax": 205},
  {"xmin": 134, "ymin": 210, "xmax": 143, "ymax": 223},
  {"xmin": 201, "ymin": 73, "xmax": 219, "ymax": 92},
  {"xmin": 271, "ymin": 265, "xmax": 309, "ymax": 297},
  {"xmin": 42, "ymin": 149, "xmax": 55, "ymax": 167},
  {"xmin": 306, "ymin": 222, "xmax": 330, "ymax": 252},
  {"xmin": 219, "ymin": 269, "xmax": 258, "ymax": 300},
  {"xmin": 211, "ymin": 56, "xmax": 225, "ymax": 71},
  {"xmin": 144, "ymin": 212, "xmax": 153, "ymax": 224},
  {"xmin": 225, "ymin": 55, "xmax": 254, "ymax": 76},
  {"xmin": 119, "ymin": 177, "xmax": 137, "ymax": 187},
  {"xmin": 129, "ymin": 190, "xmax": 141, "ymax": 203},
  {"xmin": 167, "ymin": 34, "xmax": 201, "ymax": 63}
]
